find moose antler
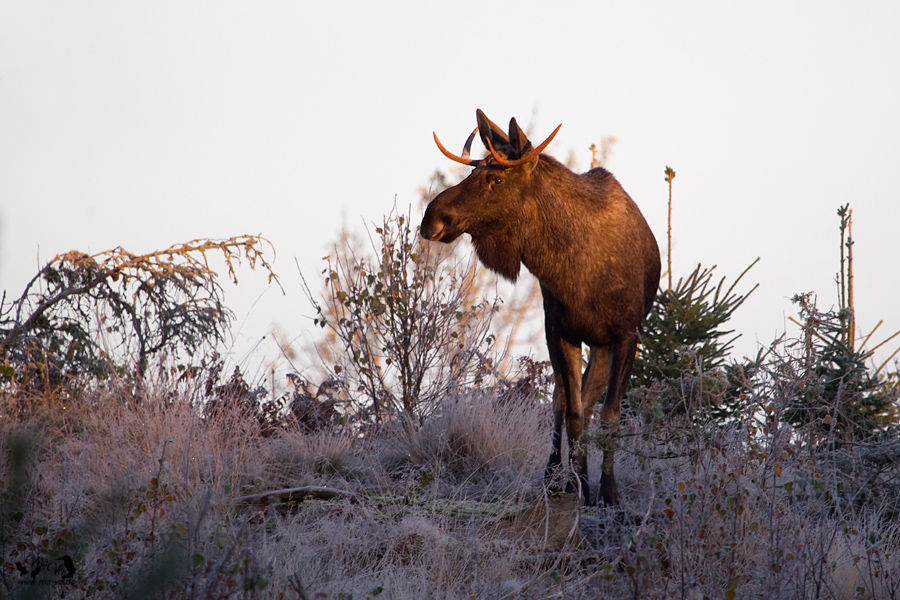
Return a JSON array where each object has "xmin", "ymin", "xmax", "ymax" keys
[
  {"xmin": 486, "ymin": 124, "xmax": 561, "ymax": 168},
  {"xmin": 433, "ymin": 128, "xmax": 481, "ymax": 166}
]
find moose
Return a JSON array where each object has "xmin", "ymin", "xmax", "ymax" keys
[{"xmin": 420, "ymin": 110, "xmax": 660, "ymax": 505}]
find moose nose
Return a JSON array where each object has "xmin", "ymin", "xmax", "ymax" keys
[{"xmin": 422, "ymin": 221, "xmax": 444, "ymax": 241}]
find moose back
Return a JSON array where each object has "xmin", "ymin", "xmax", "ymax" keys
[{"xmin": 420, "ymin": 109, "xmax": 660, "ymax": 505}]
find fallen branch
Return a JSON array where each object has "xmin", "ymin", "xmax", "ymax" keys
[{"xmin": 234, "ymin": 485, "xmax": 360, "ymax": 507}]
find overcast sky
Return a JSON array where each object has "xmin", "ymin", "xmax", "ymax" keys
[{"xmin": 2, "ymin": 2, "xmax": 899, "ymax": 376}]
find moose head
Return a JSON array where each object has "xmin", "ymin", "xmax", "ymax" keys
[{"xmin": 421, "ymin": 110, "xmax": 562, "ymax": 282}]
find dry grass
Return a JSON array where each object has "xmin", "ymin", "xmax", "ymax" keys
[{"xmin": 2, "ymin": 373, "xmax": 900, "ymax": 600}]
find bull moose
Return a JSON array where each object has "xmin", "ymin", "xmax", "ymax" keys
[{"xmin": 420, "ymin": 109, "xmax": 660, "ymax": 505}]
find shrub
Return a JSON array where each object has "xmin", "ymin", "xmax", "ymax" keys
[{"xmin": 302, "ymin": 204, "xmax": 500, "ymax": 428}]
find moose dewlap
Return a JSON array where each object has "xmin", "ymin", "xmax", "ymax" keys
[{"xmin": 421, "ymin": 109, "xmax": 660, "ymax": 505}]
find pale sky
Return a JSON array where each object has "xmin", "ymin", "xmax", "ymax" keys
[{"xmin": 2, "ymin": 2, "xmax": 899, "ymax": 375}]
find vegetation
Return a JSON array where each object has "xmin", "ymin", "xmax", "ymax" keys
[
  {"xmin": 0, "ymin": 236, "xmax": 279, "ymax": 397},
  {"xmin": 3, "ymin": 339, "xmax": 899, "ymax": 599},
  {"xmin": 300, "ymin": 204, "xmax": 499, "ymax": 428},
  {"xmin": 2, "ymin": 159, "xmax": 899, "ymax": 598}
]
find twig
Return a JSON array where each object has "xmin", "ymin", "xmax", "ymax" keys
[
  {"xmin": 665, "ymin": 166, "xmax": 676, "ymax": 291},
  {"xmin": 847, "ymin": 208, "xmax": 854, "ymax": 347}
]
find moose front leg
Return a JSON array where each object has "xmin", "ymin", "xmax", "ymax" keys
[
  {"xmin": 545, "ymin": 388, "xmax": 565, "ymax": 480},
  {"xmin": 543, "ymin": 324, "xmax": 589, "ymax": 502},
  {"xmin": 596, "ymin": 332, "xmax": 639, "ymax": 506}
]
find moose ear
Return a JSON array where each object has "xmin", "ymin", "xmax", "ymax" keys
[
  {"xmin": 508, "ymin": 117, "xmax": 533, "ymax": 158},
  {"xmin": 476, "ymin": 109, "xmax": 509, "ymax": 153}
]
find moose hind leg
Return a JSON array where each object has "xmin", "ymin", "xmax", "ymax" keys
[
  {"xmin": 561, "ymin": 344, "xmax": 592, "ymax": 503},
  {"xmin": 576, "ymin": 347, "xmax": 609, "ymax": 505},
  {"xmin": 597, "ymin": 332, "xmax": 639, "ymax": 506},
  {"xmin": 566, "ymin": 415, "xmax": 590, "ymax": 502}
]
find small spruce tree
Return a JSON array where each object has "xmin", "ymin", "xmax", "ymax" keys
[
  {"xmin": 629, "ymin": 166, "xmax": 759, "ymax": 421},
  {"xmin": 780, "ymin": 206, "xmax": 900, "ymax": 443}
]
